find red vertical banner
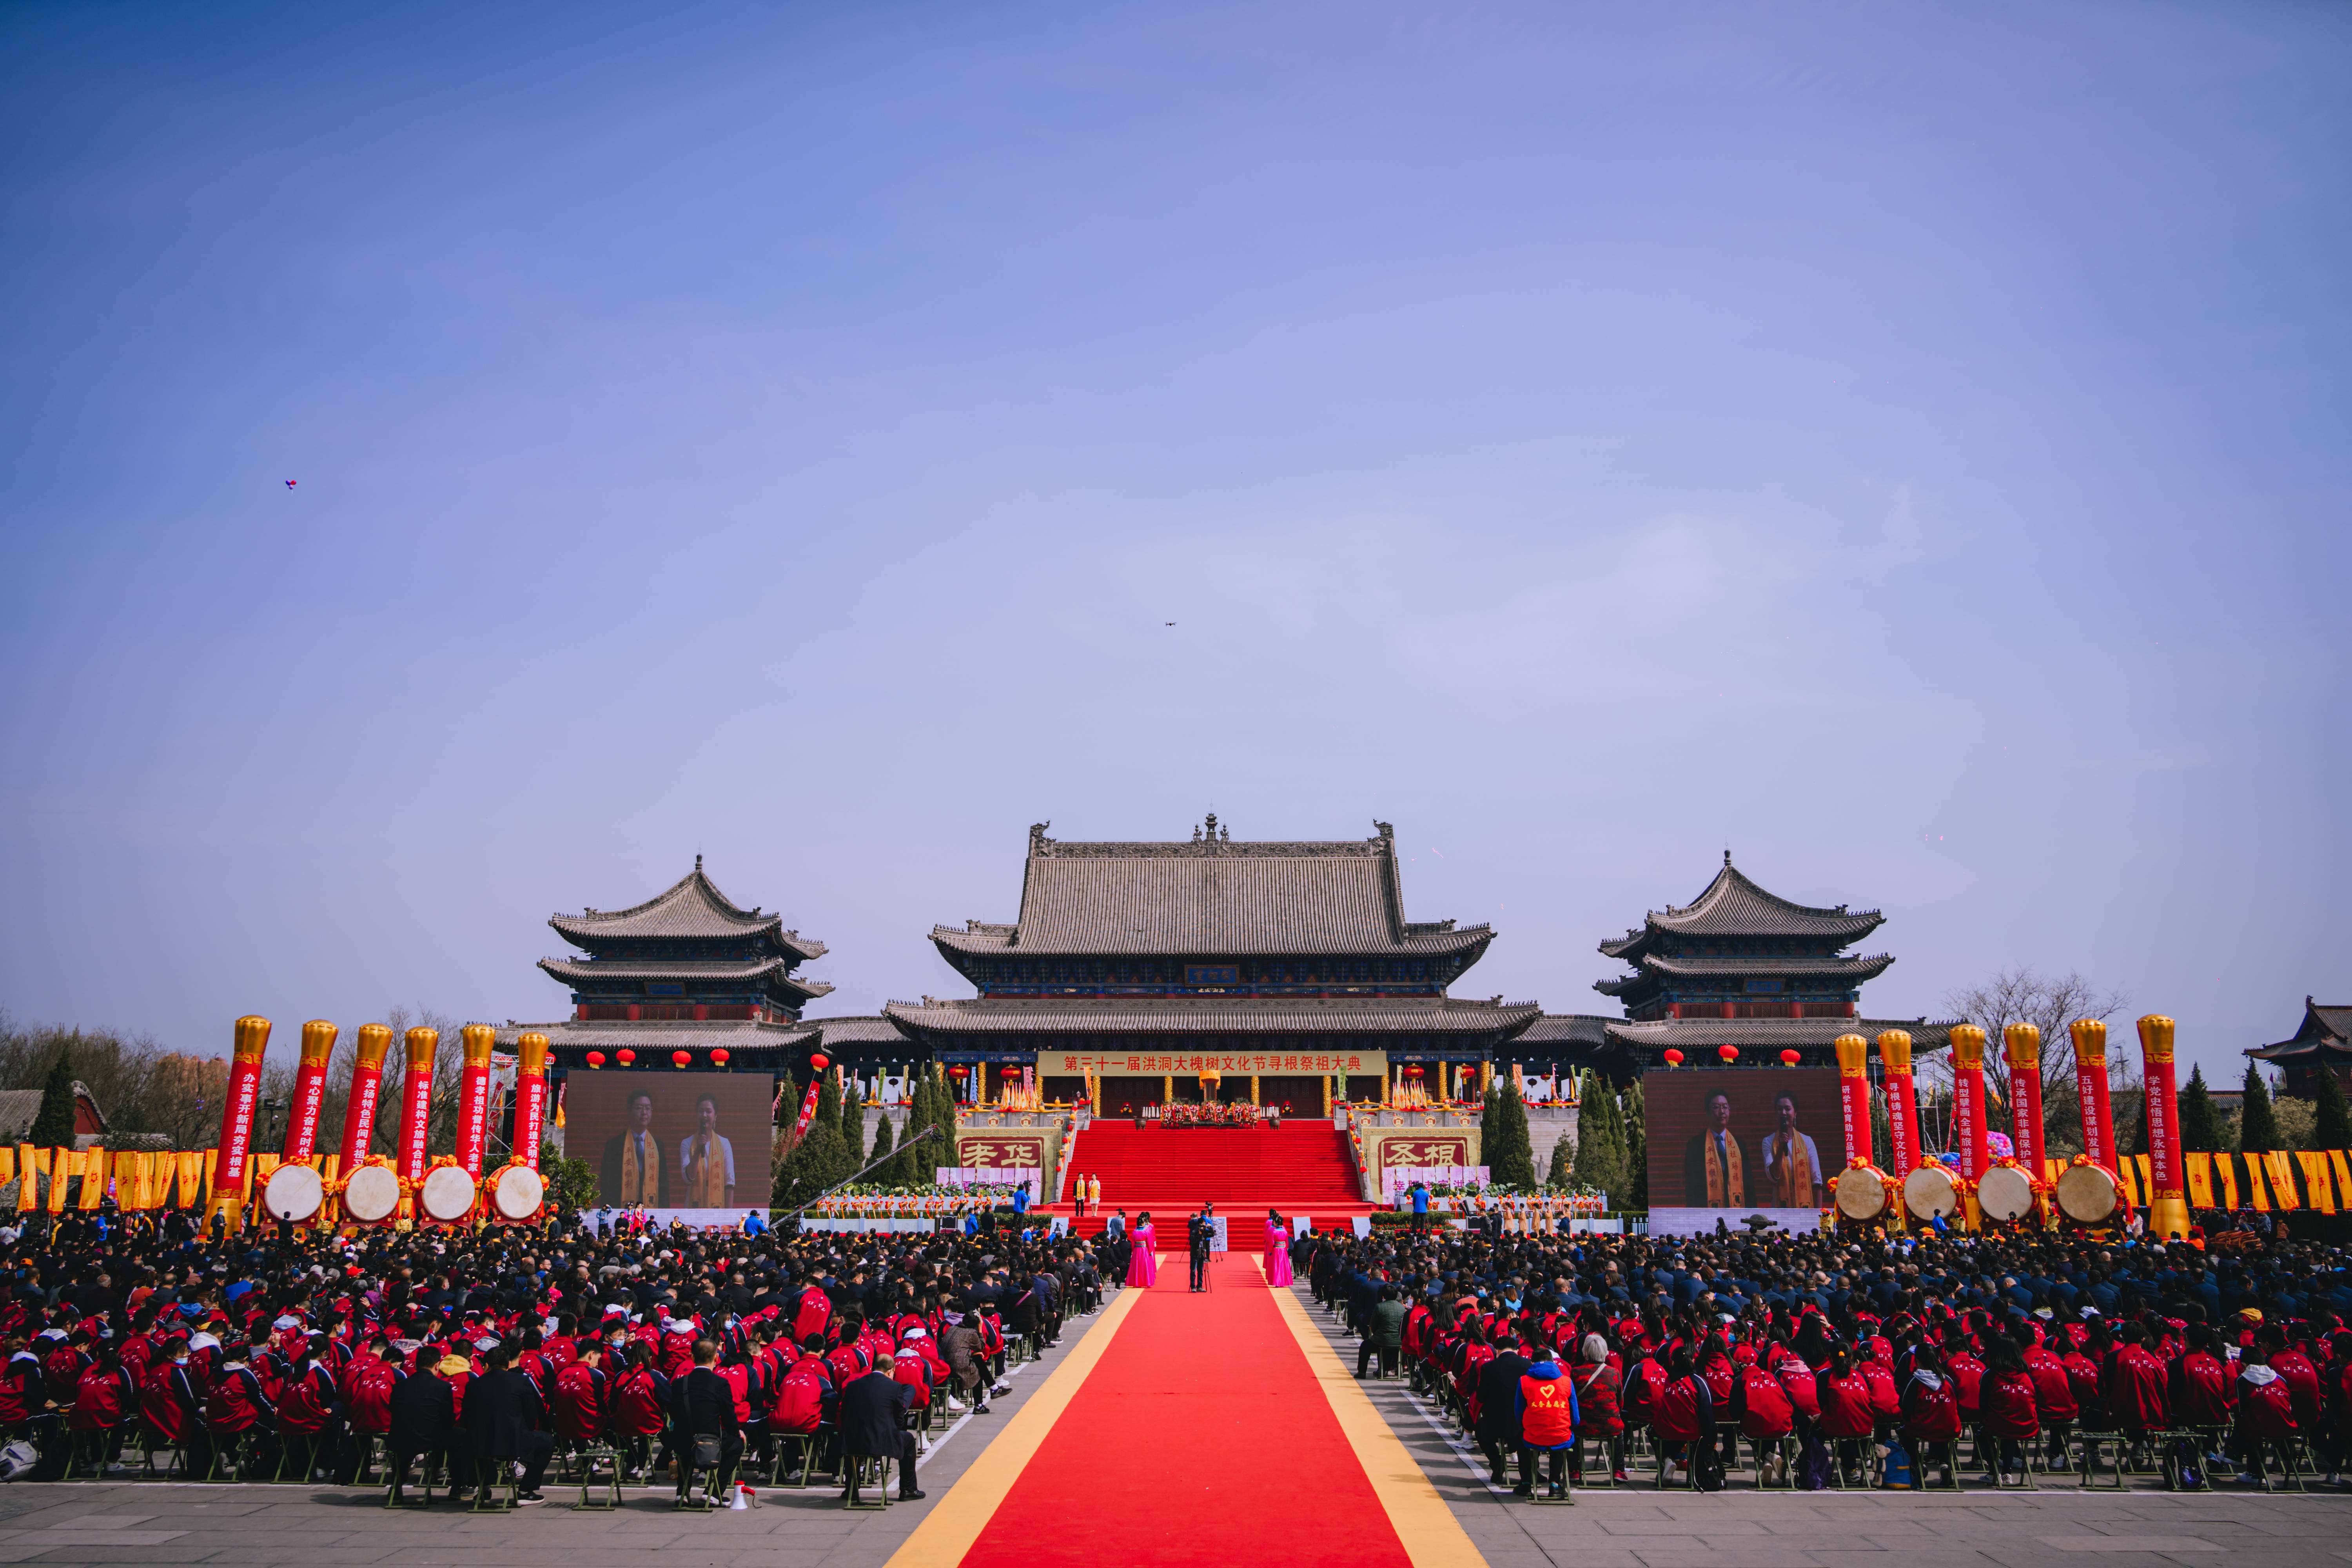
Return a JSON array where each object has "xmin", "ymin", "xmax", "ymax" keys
[
  {"xmin": 1835, "ymin": 1032, "xmax": 1873, "ymax": 1167},
  {"xmin": 513, "ymin": 1033, "xmax": 549, "ymax": 1169},
  {"xmin": 282, "ymin": 1021, "xmax": 338, "ymax": 1163},
  {"xmin": 2140, "ymin": 1014, "xmax": 2190, "ymax": 1240},
  {"xmin": 1951, "ymin": 1025, "xmax": 1989, "ymax": 1181},
  {"xmin": 455, "ymin": 1025, "xmax": 497, "ymax": 1177},
  {"xmin": 1878, "ymin": 1030, "xmax": 1918, "ymax": 1176},
  {"xmin": 398, "ymin": 1028, "xmax": 438, "ymax": 1186},
  {"xmin": 2070, "ymin": 1020, "xmax": 2114, "ymax": 1170},
  {"xmin": 209, "ymin": 1016, "xmax": 272, "ymax": 1229},
  {"xmin": 339, "ymin": 1024, "xmax": 393, "ymax": 1170},
  {"xmin": 2003, "ymin": 1024, "xmax": 2045, "ymax": 1175},
  {"xmin": 789, "ymin": 1079, "xmax": 823, "ymax": 1147}
]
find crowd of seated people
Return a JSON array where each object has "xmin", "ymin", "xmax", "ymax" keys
[
  {"xmin": 1305, "ymin": 1219, "xmax": 2352, "ymax": 1493},
  {"xmin": 0, "ymin": 1206, "xmax": 1105, "ymax": 1506}
]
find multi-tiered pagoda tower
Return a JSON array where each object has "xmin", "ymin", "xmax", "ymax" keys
[
  {"xmin": 880, "ymin": 817, "xmax": 1541, "ymax": 1114},
  {"xmin": 1590, "ymin": 854, "xmax": 1950, "ymax": 1072},
  {"xmin": 502, "ymin": 858, "xmax": 826, "ymax": 1076}
]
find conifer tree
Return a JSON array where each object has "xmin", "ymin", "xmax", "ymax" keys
[
  {"xmin": 1486, "ymin": 1080, "xmax": 1536, "ymax": 1189},
  {"xmin": 869, "ymin": 1107, "xmax": 895, "ymax": 1171},
  {"xmin": 2179, "ymin": 1065, "xmax": 2223, "ymax": 1153},
  {"xmin": 1547, "ymin": 1129, "xmax": 1576, "ymax": 1191},
  {"xmin": 1623, "ymin": 1078, "xmax": 1648, "ymax": 1209},
  {"xmin": 2310, "ymin": 1066, "xmax": 2352, "ymax": 1152},
  {"xmin": 28, "ymin": 1046, "xmax": 78, "ymax": 1151},
  {"xmin": 2125, "ymin": 1090, "xmax": 2150, "ymax": 1158},
  {"xmin": 2240, "ymin": 1063, "xmax": 2282, "ymax": 1154}
]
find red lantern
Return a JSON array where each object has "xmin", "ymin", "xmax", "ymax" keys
[
  {"xmin": 1402, "ymin": 1064, "xmax": 1424, "ymax": 1079},
  {"xmin": 672, "ymin": 1050, "xmax": 691, "ymax": 1068},
  {"xmin": 1663, "ymin": 1049, "xmax": 1684, "ymax": 1067},
  {"xmin": 586, "ymin": 1051, "xmax": 605, "ymax": 1069},
  {"xmin": 616, "ymin": 1049, "xmax": 635, "ymax": 1066},
  {"xmin": 711, "ymin": 1048, "xmax": 730, "ymax": 1067},
  {"xmin": 810, "ymin": 1054, "xmax": 829, "ymax": 1073},
  {"xmin": 1780, "ymin": 1049, "xmax": 1801, "ymax": 1067},
  {"xmin": 1718, "ymin": 1045, "xmax": 1739, "ymax": 1063},
  {"xmin": 947, "ymin": 1065, "xmax": 969, "ymax": 1080}
]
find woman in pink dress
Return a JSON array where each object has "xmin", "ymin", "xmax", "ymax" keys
[
  {"xmin": 1125, "ymin": 1213, "xmax": 1158, "ymax": 1287},
  {"xmin": 1263, "ymin": 1209, "xmax": 1294, "ymax": 1286}
]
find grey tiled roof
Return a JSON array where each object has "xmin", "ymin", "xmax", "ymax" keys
[
  {"xmin": 537, "ymin": 957, "xmax": 835, "ymax": 1000},
  {"xmin": 931, "ymin": 820, "xmax": 1492, "ymax": 958},
  {"xmin": 881, "ymin": 996, "xmax": 1542, "ymax": 1037},
  {"xmin": 805, "ymin": 1015, "xmax": 920, "ymax": 1045},
  {"xmin": 496, "ymin": 1019, "xmax": 818, "ymax": 1053},
  {"xmin": 1514, "ymin": 1014, "xmax": 1615, "ymax": 1046},
  {"xmin": 2248, "ymin": 997, "xmax": 2352, "ymax": 1062},
  {"xmin": 1599, "ymin": 857, "xmax": 1883, "ymax": 960},
  {"xmin": 1604, "ymin": 1016, "xmax": 1956, "ymax": 1054},
  {"xmin": 549, "ymin": 860, "xmax": 826, "ymax": 958},
  {"xmin": 1592, "ymin": 952, "xmax": 1894, "ymax": 995},
  {"xmin": 0, "ymin": 1080, "xmax": 104, "ymax": 1142}
]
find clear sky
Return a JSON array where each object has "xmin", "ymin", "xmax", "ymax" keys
[{"xmin": 2, "ymin": 2, "xmax": 2347, "ymax": 1087}]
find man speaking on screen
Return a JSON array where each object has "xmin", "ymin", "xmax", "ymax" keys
[
  {"xmin": 1682, "ymin": 1091, "xmax": 1744, "ymax": 1207},
  {"xmin": 1762, "ymin": 1090, "xmax": 1824, "ymax": 1208},
  {"xmin": 601, "ymin": 1089, "xmax": 668, "ymax": 1207},
  {"xmin": 681, "ymin": 1093, "xmax": 736, "ymax": 1209}
]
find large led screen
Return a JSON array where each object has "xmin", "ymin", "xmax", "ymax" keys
[
  {"xmin": 1644, "ymin": 1067, "xmax": 1846, "ymax": 1212},
  {"xmin": 567, "ymin": 1071, "xmax": 772, "ymax": 1209}
]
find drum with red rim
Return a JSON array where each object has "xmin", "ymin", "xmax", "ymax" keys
[
  {"xmin": 341, "ymin": 1163, "xmax": 401, "ymax": 1224},
  {"xmin": 419, "ymin": 1164, "xmax": 477, "ymax": 1224},
  {"xmin": 491, "ymin": 1164, "xmax": 544, "ymax": 1221},
  {"xmin": 1903, "ymin": 1164, "xmax": 1961, "ymax": 1220},
  {"xmin": 261, "ymin": 1163, "xmax": 323, "ymax": 1223},
  {"xmin": 1833, "ymin": 1164, "xmax": 1890, "ymax": 1220},
  {"xmin": 2056, "ymin": 1162, "xmax": 2122, "ymax": 1225},
  {"xmin": 1977, "ymin": 1163, "xmax": 2037, "ymax": 1223}
]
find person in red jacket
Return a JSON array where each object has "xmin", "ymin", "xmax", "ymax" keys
[
  {"xmin": 1652, "ymin": 1348, "xmax": 1716, "ymax": 1487},
  {"xmin": 2022, "ymin": 1329, "xmax": 2077, "ymax": 1470},
  {"xmin": 1569, "ymin": 1335, "xmax": 1625, "ymax": 1483},
  {"xmin": 2169, "ymin": 1325, "xmax": 2236, "ymax": 1430},
  {"xmin": 275, "ymin": 1338, "xmax": 345, "ymax": 1481},
  {"xmin": 2104, "ymin": 1323, "xmax": 2170, "ymax": 1460},
  {"xmin": 343, "ymin": 1340, "xmax": 399, "ymax": 1482},
  {"xmin": 1730, "ymin": 1347, "xmax": 1795, "ymax": 1484},
  {"xmin": 1978, "ymin": 1338, "xmax": 2040, "ymax": 1484},
  {"xmin": 2260, "ymin": 1326, "xmax": 2324, "ymax": 1439},
  {"xmin": 550, "ymin": 1342, "xmax": 610, "ymax": 1448},
  {"xmin": 1900, "ymin": 1350, "xmax": 1963, "ymax": 1488},
  {"xmin": 1817, "ymin": 1349, "xmax": 1877, "ymax": 1486},
  {"xmin": 138, "ymin": 1343, "xmax": 204, "ymax": 1465},
  {"xmin": 65, "ymin": 1343, "xmax": 133, "ymax": 1477},
  {"xmin": 2233, "ymin": 1354, "xmax": 2298, "ymax": 1488},
  {"xmin": 606, "ymin": 1345, "xmax": 670, "ymax": 1481}
]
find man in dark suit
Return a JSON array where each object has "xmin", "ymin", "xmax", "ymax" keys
[
  {"xmin": 387, "ymin": 1352, "xmax": 466, "ymax": 1504},
  {"xmin": 464, "ymin": 1343, "xmax": 555, "ymax": 1504},
  {"xmin": 1474, "ymin": 1336, "xmax": 1536, "ymax": 1493},
  {"xmin": 1188, "ymin": 1203, "xmax": 1214, "ymax": 1291},
  {"xmin": 1682, "ymin": 1090, "xmax": 1744, "ymax": 1208},
  {"xmin": 601, "ymin": 1090, "xmax": 670, "ymax": 1207},
  {"xmin": 839, "ymin": 1363, "xmax": 922, "ymax": 1502},
  {"xmin": 670, "ymin": 1338, "xmax": 742, "ymax": 1501}
]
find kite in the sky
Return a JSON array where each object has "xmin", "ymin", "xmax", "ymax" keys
[
  {"xmin": 1164, "ymin": 622, "xmax": 1175, "ymax": 626},
  {"xmin": 285, "ymin": 480, "xmax": 297, "ymax": 488}
]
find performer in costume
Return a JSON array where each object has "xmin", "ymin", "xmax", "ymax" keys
[
  {"xmin": 1125, "ymin": 1213, "xmax": 1157, "ymax": 1287},
  {"xmin": 1263, "ymin": 1209, "xmax": 1294, "ymax": 1286}
]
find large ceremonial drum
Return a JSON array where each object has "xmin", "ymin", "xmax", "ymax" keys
[
  {"xmin": 2056, "ymin": 1162, "xmax": 2122, "ymax": 1225},
  {"xmin": 420, "ymin": 1164, "xmax": 477, "ymax": 1224},
  {"xmin": 491, "ymin": 1164, "xmax": 544, "ymax": 1221},
  {"xmin": 1978, "ymin": 1163, "xmax": 2037, "ymax": 1222},
  {"xmin": 1833, "ymin": 1164, "xmax": 1890, "ymax": 1220},
  {"xmin": 261, "ymin": 1163, "xmax": 324, "ymax": 1223},
  {"xmin": 1903, "ymin": 1164, "xmax": 1961, "ymax": 1220},
  {"xmin": 342, "ymin": 1163, "xmax": 401, "ymax": 1224}
]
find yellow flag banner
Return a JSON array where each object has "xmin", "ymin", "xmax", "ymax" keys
[
  {"xmin": 2130, "ymin": 1155, "xmax": 2152, "ymax": 1207},
  {"xmin": 2296, "ymin": 1151, "xmax": 2336, "ymax": 1215},
  {"xmin": 2042, "ymin": 1158, "xmax": 2065, "ymax": 1188},
  {"xmin": 2215, "ymin": 1153, "xmax": 2240, "ymax": 1211},
  {"xmin": 2242, "ymin": 1154, "xmax": 2270, "ymax": 1211},
  {"xmin": 2185, "ymin": 1152, "xmax": 2216, "ymax": 1209},
  {"xmin": 14, "ymin": 1145, "xmax": 34, "ymax": 1212},
  {"xmin": 78, "ymin": 1149, "xmax": 106, "ymax": 1209},
  {"xmin": 2332, "ymin": 1151, "xmax": 2352, "ymax": 1207},
  {"xmin": 0, "ymin": 1149, "xmax": 11, "ymax": 1188},
  {"xmin": 177, "ymin": 1151, "xmax": 207, "ymax": 1210},
  {"xmin": 45, "ymin": 1150, "xmax": 70, "ymax": 1214},
  {"xmin": 2262, "ymin": 1150, "xmax": 2301, "ymax": 1211}
]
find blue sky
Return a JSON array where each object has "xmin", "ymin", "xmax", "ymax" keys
[{"xmin": 2, "ymin": 1, "xmax": 2346, "ymax": 1086}]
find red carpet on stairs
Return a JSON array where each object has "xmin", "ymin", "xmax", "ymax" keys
[
  {"xmin": 1045, "ymin": 1123, "xmax": 1378, "ymax": 1237},
  {"xmin": 955, "ymin": 1255, "xmax": 1412, "ymax": 1568}
]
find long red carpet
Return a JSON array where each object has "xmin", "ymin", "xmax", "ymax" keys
[{"xmin": 956, "ymin": 1254, "xmax": 1413, "ymax": 1568}]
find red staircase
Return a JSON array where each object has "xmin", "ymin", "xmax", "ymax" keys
[{"xmin": 1042, "ymin": 1122, "xmax": 1377, "ymax": 1239}]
